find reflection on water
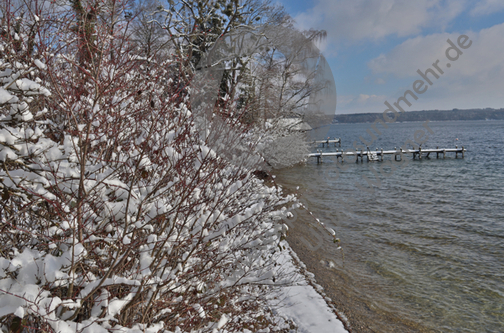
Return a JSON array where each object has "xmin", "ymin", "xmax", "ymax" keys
[{"xmin": 276, "ymin": 120, "xmax": 504, "ymax": 333}]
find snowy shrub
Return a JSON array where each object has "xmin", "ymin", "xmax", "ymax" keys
[
  {"xmin": 260, "ymin": 130, "xmax": 310, "ymax": 169},
  {"xmin": 0, "ymin": 7, "xmax": 298, "ymax": 333}
]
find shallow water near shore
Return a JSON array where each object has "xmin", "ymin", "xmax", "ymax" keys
[{"xmin": 276, "ymin": 120, "xmax": 504, "ymax": 333}]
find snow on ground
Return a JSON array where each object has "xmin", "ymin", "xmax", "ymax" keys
[
  {"xmin": 276, "ymin": 285, "xmax": 347, "ymax": 333},
  {"xmin": 271, "ymin": 241, "xmax": 348, "ymax": 333}
]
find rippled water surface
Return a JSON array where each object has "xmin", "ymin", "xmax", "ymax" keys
[{"xmin": 276, "ymin": 120, "xmax": 504, "ymax": 332}]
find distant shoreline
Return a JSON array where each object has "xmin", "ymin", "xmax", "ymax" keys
[{"xmin": 333, "ymin": 108, "xmax": 504, "ymax": 123}]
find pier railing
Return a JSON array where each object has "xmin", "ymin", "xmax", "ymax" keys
[{"xmin": 312, "ymin": 138, "xmax": 341, "ymax": 147}]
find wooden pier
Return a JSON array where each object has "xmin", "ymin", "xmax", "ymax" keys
[
  {"xmin": 313, "ymin": 137, "xmax": 341, "ymax": 147},
  {"xmin": 309, "ymin": 146, "xmax": 466, "ymax": 163}
]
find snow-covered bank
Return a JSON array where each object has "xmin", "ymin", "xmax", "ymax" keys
[
  {"xmin": 270, "ymin": 242, "xmax": 349, "ymax": 333},
  {"xmin": 0, "ymin": 5, "xmax": 343, "ymax": 332}
]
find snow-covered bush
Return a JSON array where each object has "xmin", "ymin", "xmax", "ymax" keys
[
  {"xmin": 260, "ymin": 130, "xmax": 310, "ymax": 169},
  {"xmin": 0, "ymin": 7, "xmax": 297, "ymax": 333}
]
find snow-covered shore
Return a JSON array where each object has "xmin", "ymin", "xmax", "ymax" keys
[{"xmin": 270, "ymin": 241, "xmax": 349, "ymax": 333}]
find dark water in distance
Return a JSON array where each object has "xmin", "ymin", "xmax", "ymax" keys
[{"xmin": 276, "ymin": 120, "xmax": 504, "ymax": 333}]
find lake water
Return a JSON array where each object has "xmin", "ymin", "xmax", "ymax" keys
[{"xmin": 276, "ymin": 120, "xmax": 504, "ymax": 333}]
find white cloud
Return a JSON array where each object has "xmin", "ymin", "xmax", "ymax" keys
[
  {"xmin": 368, "ymin": 33, "xmax": 451, "ymax": 77},
  {"xmin": 470, "ymin": 0, "xmax": 504, "ymax": 16},
  {"xmin": 294, "ymin": 0, "xmax": 465, "ymax": 43},
  {"xmin": 366, "ymin": 23, "xmax": 504, "ymax": 111},
  {"xmin": 375, "ymin": 78, "xmax": 386, "ymax": 85},
  {"xmin": 337, "ymin": 94, "xmax": 387, "ymax": 114}
]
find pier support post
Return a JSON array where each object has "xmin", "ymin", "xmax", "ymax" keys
[
  {"xmin": 419, "ymin": 147, "xmax": 422, "ymax": 160},
  {"xmin": 443, "ymin": 149, "xmax": 446, "ymax": 159},
  {"xmin": 381, "ymin": 149, "xmax": 384, "ymax": 161},
  {"xmin": 462, "ymin": 146, "xmax": 465, "ymax": 158}
]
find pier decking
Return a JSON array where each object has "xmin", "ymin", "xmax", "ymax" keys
[
  {"xmin": 309, "ymin": 146, "xmax": 466, "ymax": 163},
  {"xmin": 313, "ymin": 138, "xmax": 341, "ymax": 147}
]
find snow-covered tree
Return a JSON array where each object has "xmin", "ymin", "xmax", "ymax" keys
[{"xmin": 132, "ymin": 0, "xmax": 335, "ymax": 170}]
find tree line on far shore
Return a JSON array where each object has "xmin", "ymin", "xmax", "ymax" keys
[{"xmin": 334, "ymin": 108, "xmax": 504, "ymax": 123}]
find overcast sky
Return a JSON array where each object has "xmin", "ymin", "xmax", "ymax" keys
[{"xmin": 279, "ymin": 0, "xmax": 504, "ymax": 115}]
